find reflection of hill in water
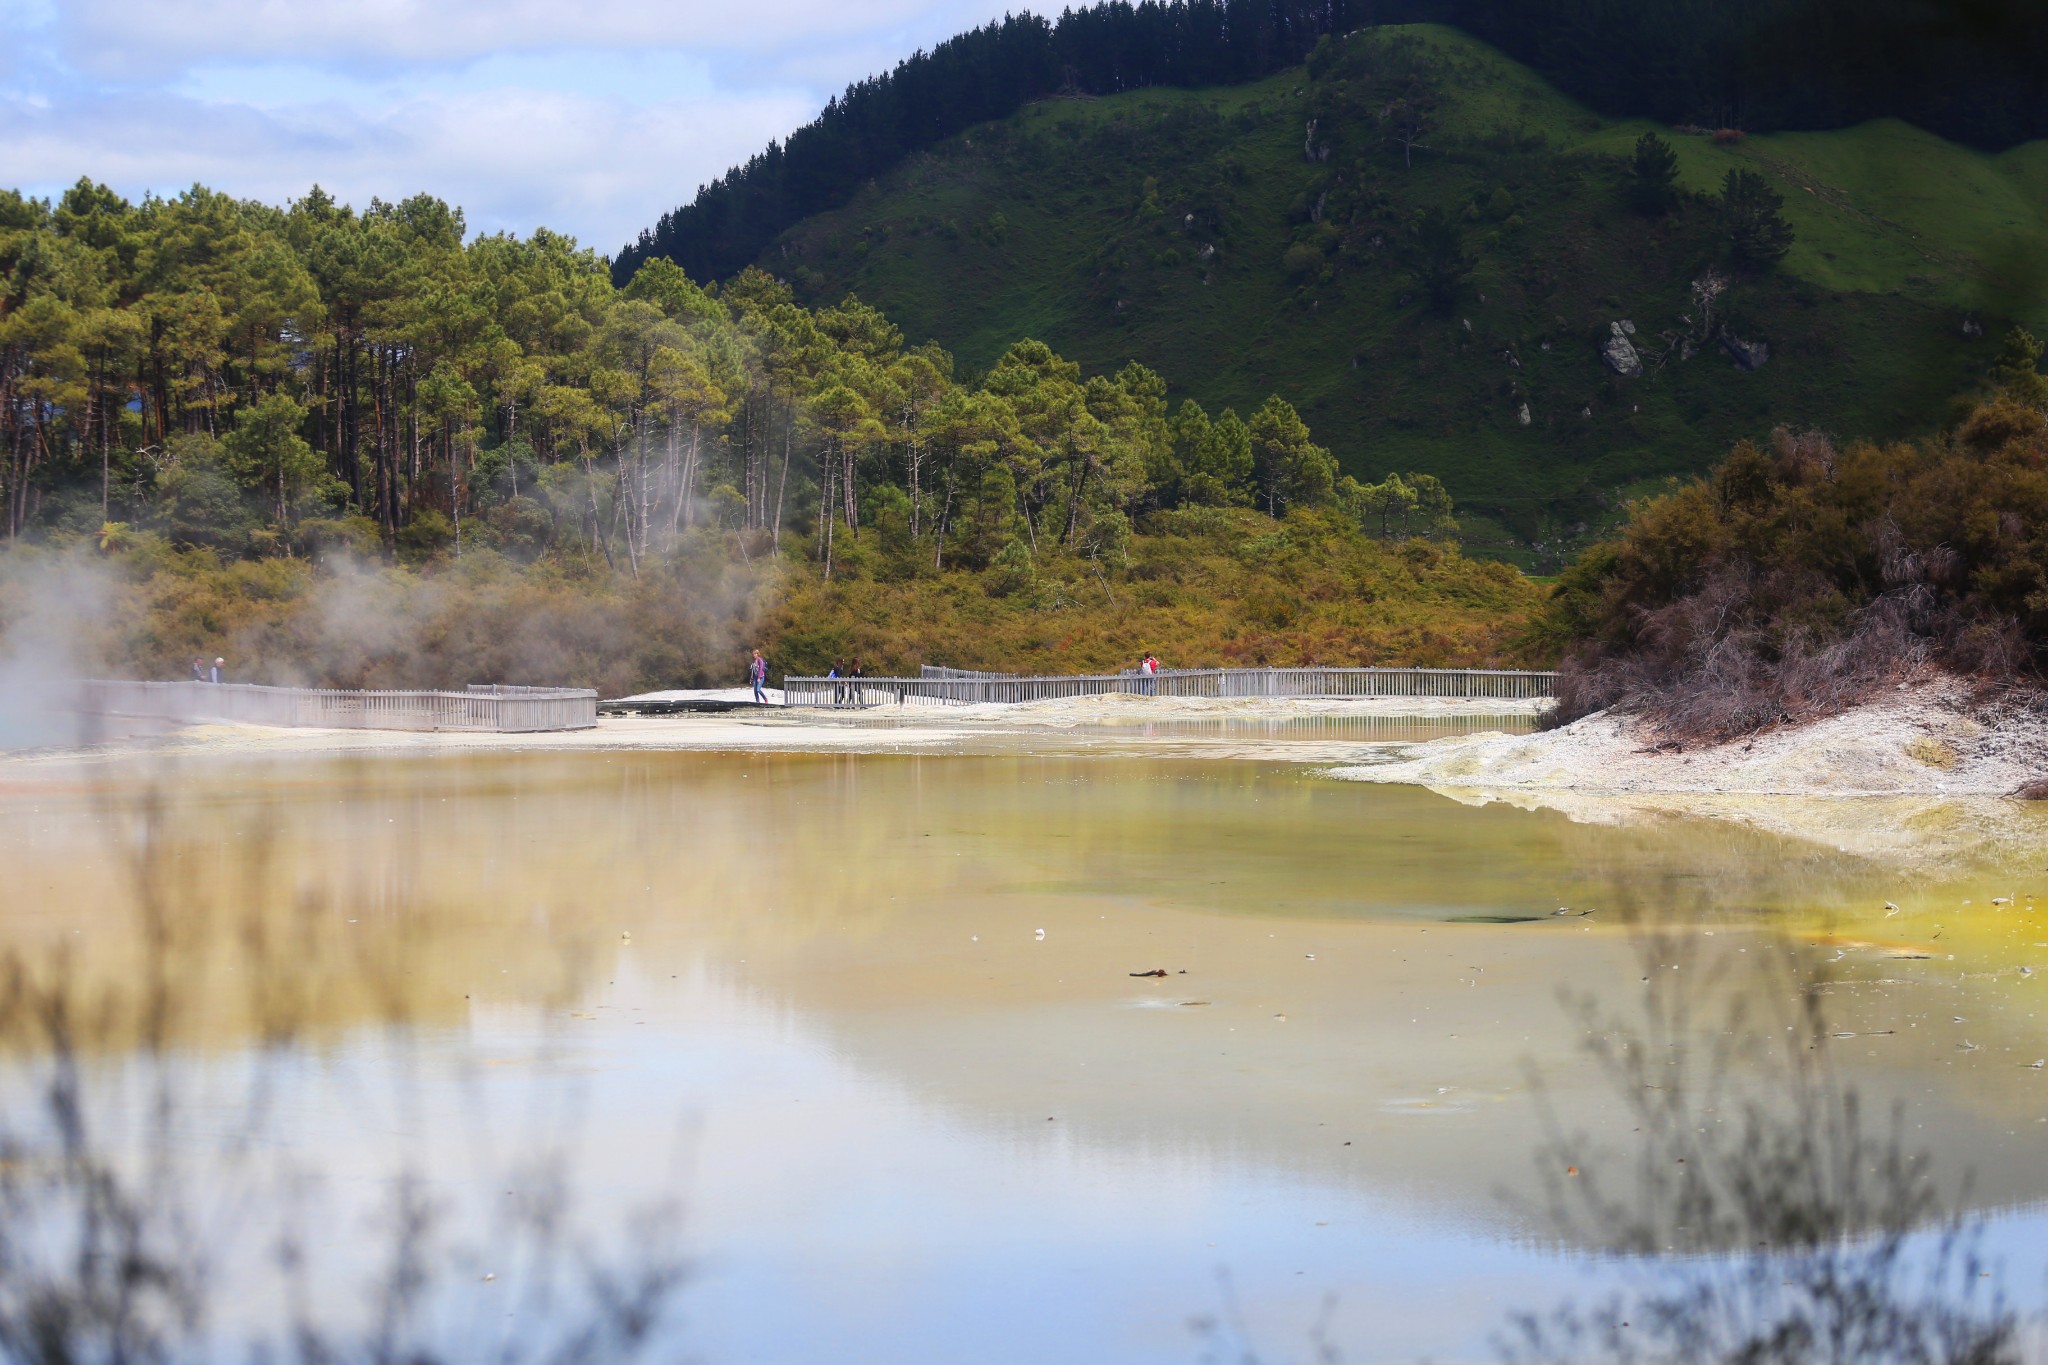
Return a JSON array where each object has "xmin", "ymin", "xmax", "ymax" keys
[{"xmin": 2, "ymin": 748, "xmax": 2044, "ymax": 1246}]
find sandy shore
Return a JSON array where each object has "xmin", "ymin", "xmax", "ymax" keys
[
  {"xmin": 2, "ymin": 692, "xmax": 1543, "ymax": 768},
  {"xmin": 1335, "ymin": 681, "xmax": 2048, "ymax": 798},
  {"xmin": 608, "ymin": 689, "xmax": 1553, "ymax": 723},
  {"xmin": 1, "ymin": 714, "xmax": 976, "ymax": 764},
  {"xmin": 874, "ymin": 692, "xmax": 1551, "ymax": 724},
  {"xmin": 1330, "ymin": 681, "xmax": 2048, "ymax": 869}
]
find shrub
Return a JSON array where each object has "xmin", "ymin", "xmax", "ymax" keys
[
  {"xmin": 1282, "ymin": 242, "xmax": 1325, "ymax": 280},
  {"xmin": 395, "ymin": 509, "xmax": 454, "ymax": 565},
  {"xmin": 982, "ymin": 539, "xmax": 1036, "ymax": 597},
  {"xmin": 1539, "ymin": 406, "xmax": 2048, "ymax": 741},
  {"xmin": 487, "ymin": 497, "xmax": 554, "ymax": 560},
  {"xmin": 298, "ymin": 516, "xmax": 382, "ymax": 560}
]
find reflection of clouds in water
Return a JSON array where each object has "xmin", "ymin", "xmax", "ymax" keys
[
  {"xmin": 3, "ymin": 753, "xmax": 2047, "ymax": 1361},
  {"xmin": 0, "ymin": 780, "xmax": 688, "ymax": 1363}
]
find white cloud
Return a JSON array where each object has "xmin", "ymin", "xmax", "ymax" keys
[
  {"xmin": 0, "ymin": 0, "xmax": 1028, "ymax": 252},
  {"xmin": 53, "ymin": 0, "xmax": 1010, "ymax": 75},
  {"xmin": 0, "ymin": 84, "xmax": 816, "ymax": 251}
]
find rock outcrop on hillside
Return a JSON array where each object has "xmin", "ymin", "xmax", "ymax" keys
[
  {"xmin": 1720, "ymin": 331, "xmax": 1770, "ymax": 370},
  {"xmin": 1601, "ymin": 321, "xmax": 1644, "ymax": 377}
]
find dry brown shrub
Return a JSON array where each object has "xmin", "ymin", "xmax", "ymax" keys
[{"xmin": 1542, "ymin": 408, "xmax": 2048, "ymax": 745}]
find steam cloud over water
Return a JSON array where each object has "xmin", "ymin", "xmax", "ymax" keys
[
  {"xmin": 0, "ymin": 550, "xmax": 114, "ymax": 750},
  {"xmin": 0, "ymin": 546, "xmax": 772, "ymax": 746},
  {"xmin": 249, "ymin": 552, "xmax": 770, "ymax": 693}
]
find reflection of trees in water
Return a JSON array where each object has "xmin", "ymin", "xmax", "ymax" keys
[
  {"xmin": 1503, "ymin": 904, "xmax": 2022, "ymax": 1365},
  {"xmin": 0, "ymin": 785, "xmax": 687, "ymax": 1363}
]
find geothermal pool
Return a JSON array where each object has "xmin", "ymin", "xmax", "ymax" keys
[{"xmin": 1, "ymin": 731, "xmax": 2044, "ymax": 1362}]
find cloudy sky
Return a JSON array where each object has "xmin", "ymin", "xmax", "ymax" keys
[{"xmin": 0, "ymin": 0, "xmax": 1018, "ymax": 255}]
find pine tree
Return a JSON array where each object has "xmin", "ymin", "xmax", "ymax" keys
[
  {"xmin": 1719, "ymin": 170, "xmax": 1795, "ymax": 266},
  {"xmin": 1627, "ymin": 133, "xmax": 1680, "ymax": 214},
  {"xmin": 1990, "ymin": 327, "xmax": 2048, "ymax": 407}
]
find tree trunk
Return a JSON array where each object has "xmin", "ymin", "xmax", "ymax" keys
[
  {"xmin": 772, "ymin": 397, "xmax": 794, "ymax": 549},
  {"xmin": 681, "ymin": 422, "xmax": 702, "ymax": 529},
  {"xmin": 843, "ymin": 443, "xmax": 859, "ymax": 532},
  {"xmin": 586, "ymin": 456, "xmax": 616, "ymax": 571},
  {"xmin": 908, "ymin": 437, "xmax": 922, "ymax": 540},
  {"xmin": 933, "ymin": 465, "xmax": 956, "ymax": 570},
  {"xmin": 1065, "ymin": 462, "xmax": 1090, "ymax": 545},
  {"xmin": 821, "ymin": 436, "xmax": 837, "ymax": 581}
]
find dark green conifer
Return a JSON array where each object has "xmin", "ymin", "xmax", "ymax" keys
[
  {"xmin": 1627, "ymin": 133, "xmax": 1679, "ymax": 214},
  {"xmin": 1719, "ymin": 169, "xmax": 1794, "ymax": 265}
]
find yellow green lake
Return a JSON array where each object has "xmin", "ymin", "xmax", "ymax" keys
[{"xmin": 0, "ymin": 731, "xmax": 2043, "ymax": 1362}]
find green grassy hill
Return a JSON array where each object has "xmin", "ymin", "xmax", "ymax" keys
[{"xmin": 764, "ymin": 24, "xmax": 2048, "ymax": 564}]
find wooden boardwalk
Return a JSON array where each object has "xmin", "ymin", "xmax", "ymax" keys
[
  {"xmin": 78, "ymin": 681, "xmax": 598, "ymax": 733},
  {"xmin": 782, "ymin": 666, "xmax": 1557, "ymax": 708}
]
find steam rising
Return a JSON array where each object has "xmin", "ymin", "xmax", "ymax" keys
[
  {"xmin": 249, "ymin": 550, "xmax": 772, "ymax": 694},
  {"xmin": 0, "ymin": 549, "xmax": 114, "ymax": 750},
  {"xmin": 0, "ymin": 544, "xmax": 773, "ymax": 747}
]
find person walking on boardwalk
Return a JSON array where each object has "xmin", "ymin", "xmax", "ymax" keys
[
  {"xmin": 191, "ymin": 657, "xmax": 206, "ymax": 682},
  {"xmin": 829, "ymin": 660, "xmax": 845, "ymax": 707},
  {"xmin": 209, "ymin": 657, "xmax": 225, "ymax": 684},
  {"xmin": 848, "ymin": 659, "xmax": 865, "ymax": 708},
  {"xmin": 749, "ymin": 649, "xmax": 770, "ymax": 704}
]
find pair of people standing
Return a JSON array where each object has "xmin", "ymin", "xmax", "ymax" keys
[
  {"xmin": 190, "ymin": 656, "xmax": 226, "ymax": 684},
  {"xmin": 1137, "ymin": 653, "xmax": 1161, "ymax": 696},
  {"xmin": 827, "ymin": 659, "xmax": 865, "ymax": 706}
]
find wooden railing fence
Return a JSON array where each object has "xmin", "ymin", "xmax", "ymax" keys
[
  {"xmin": 782, "ymin": 666, "xmax": 1557, "ymax": 708},
  {"xmin": 78, "ymin": 680, "xmax": 598, "ymax": 733}
]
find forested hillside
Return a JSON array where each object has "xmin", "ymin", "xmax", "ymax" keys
[
  {"xmin": 0, "ymin": 179, "xmax": 1537, "ymax": 690},
  {"xmin": 758, "ymin": 24, "xmax": 2048, "ymax": 561},
  {"xmin": 621, "ymin": 0, "xmax": 2048, "ymax": 287}
]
